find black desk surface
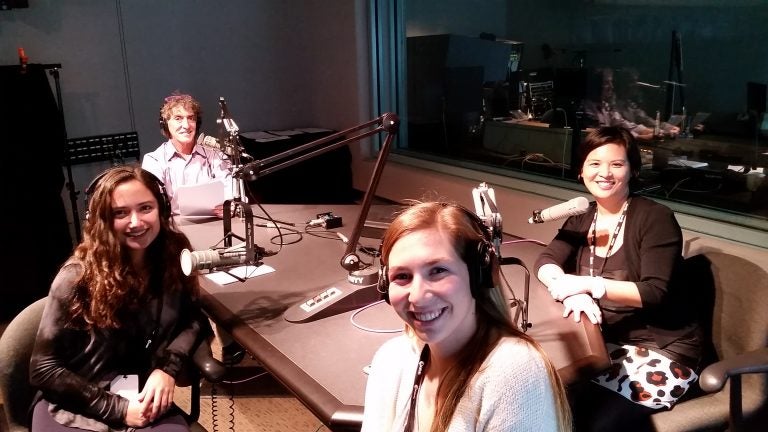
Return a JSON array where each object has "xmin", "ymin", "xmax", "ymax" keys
[{"xmin": 179, "ymin": 204, "xmax": 608, "ymax": 431}]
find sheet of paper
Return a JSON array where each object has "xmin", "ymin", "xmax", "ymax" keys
[
  {"xmin": 110, "ymin": 374, "xmax": 139, "ymax": 399},
  {"xmin": 176, "ymin": 179, "xmax": 225, "ymax": 217},
  {"xmin": 204, "ymin": 264, "xmax": 276, "ymax": 285},
  {"xmin": 267, "ymin": 129, "xmax": 305, "ymax": 136},
  {"xmin": 240, "ymin": 131, "xmax": 291, "ymax": 142},
  {"xmin": 294, "ymin": 127, "xmax": 333, "ymax": 133},
  {"xmin": 241, "ymin": 131, "xmax": 278, "ymax": 140},
  {"xmin": 668, "ymin": 159, "xmax": 708, "ymax": 168}
]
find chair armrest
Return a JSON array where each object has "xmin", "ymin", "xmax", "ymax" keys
[
  {"xmin": 191, "ymin": 340, "xmax": 226, "ymax": 384},
  {"xmin": 699, "ymin": 347, "xmax": 768, "ymax": 393}
]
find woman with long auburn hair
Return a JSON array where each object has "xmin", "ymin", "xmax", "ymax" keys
[{"xmin": 362, "ymin": 201, "xmax": 571, "ymax": 432}]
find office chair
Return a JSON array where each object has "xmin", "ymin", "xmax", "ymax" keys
[
  {"xmin": 651, "ymin": 252, "xmax": 768, "ymax": 432},
  {"xmin": 0, "ymin": 297, "xmax": 225, "ymax": 432}
]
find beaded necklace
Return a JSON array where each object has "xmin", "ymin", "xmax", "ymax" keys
[{"xmin": 589, "ymin": 198, "xmax": 630, "ymax": 277}]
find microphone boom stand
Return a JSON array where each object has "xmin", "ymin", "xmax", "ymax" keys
[
  {"xmin": 190, "ymin": 98, "xmax": 261, "ymax": 282},
  {"xmin": 234, "ymin": 113, "xmax": 400, "ymax": 323},
  {"xmin": 472, "ymin": 183, "xmax": 531, "ymax": 332}
]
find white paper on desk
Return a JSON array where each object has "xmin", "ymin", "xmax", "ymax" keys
[
  {"xmin": 204, "ymin": 264, "xmax": 275, "ymax": 286},
  {"xmin": 241, "ymin": 131, "xmax": 278, "ymax": 140},
  {"xmin": 240, "ymin": 131, "xmax": 290, "ymax": 142},
  {"xmin": 177, "ymin": 179, "xmax": 225, "ymax": 217},
  {"xmin": 267, "ymin": 129, "xmax": 305, "ymax": 136},
  {"xmin": 295, "ymin": 127, "xmax": 333, "ymax": 133}
]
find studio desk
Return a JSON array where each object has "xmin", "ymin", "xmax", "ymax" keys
[{"xmin": 178, "ymin": 204, "xmax": 609, "ymax": 431}]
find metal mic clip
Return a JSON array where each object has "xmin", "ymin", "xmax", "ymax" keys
[{"xmin": 529, "ymin": 210, "xmax": 544, "ymax": 224}]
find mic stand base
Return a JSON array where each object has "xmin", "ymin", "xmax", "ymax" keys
[
  {"xmin": 283, "ymin": 268, "xmax": 381, "ymax": 323},
  {"xmin": 209, "ymin": 200, "xmax": 264, "ymax": 276}
]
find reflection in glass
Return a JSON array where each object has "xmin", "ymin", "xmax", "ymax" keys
[{"xmin": 382, "ymin": 0, "xmax": 768, "ymax": 225}]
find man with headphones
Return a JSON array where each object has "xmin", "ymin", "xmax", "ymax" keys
[
  {"xmin": 142, "ymin": 92, "xmax": 233, "ymax": 218},
  {"xmin": 142, "ymin": 92, "xmax": 244, "ymax": 364}
]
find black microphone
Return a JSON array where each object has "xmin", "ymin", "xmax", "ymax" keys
[
  {"xmin": 180, "ymin": 248, "xmax": 250, "ymax": 276},
  {"xmin": 528, "ymin": 196, "xmax": 590, "ymax": 224}
]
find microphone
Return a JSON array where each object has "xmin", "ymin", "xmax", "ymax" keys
[
  {"xmin": 180, "ymin": 248, "xmax": 250, "ymax": 276},
  {"xmin": 528, "ymin": 196, "xmax": 590, "ymax": 224},
  {"xmin": 197, "ymin": 133, "xmax": 240, "ymax": 157},
  {"xmin": 196, "ymin": 133, "xmax": 225, "ymax": 152}
]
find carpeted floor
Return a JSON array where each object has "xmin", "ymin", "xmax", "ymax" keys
[
  {"xmin": 0, "ymin": 321, "xmax": 327, "ymax": 432},
  {"xmin": 174, "ymin": 343, "xmax": 327, "ymax": 432}
]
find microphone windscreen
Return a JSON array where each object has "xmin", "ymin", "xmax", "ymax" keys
[{"xmin": 528, "ymin": 196, "xmax": 590, "ymax": 224}]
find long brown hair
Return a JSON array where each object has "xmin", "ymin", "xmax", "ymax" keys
[
  {"xmin": 380, "ymin": 202, "xmax": 572, "ymax": 432},
  {"xmin": 69, "ymin": 165, "xmax": 198, "ymax": 329}
]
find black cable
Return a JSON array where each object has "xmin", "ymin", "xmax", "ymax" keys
[
  {"xmin": 269, "ymin": 228, "xmax": 303, "ymax": 246},
  {"xmin": 304, "ymin": 225, "xmax": 343, "ymax": 240},
  {"xmin": 115, "ymin": 0, "xmax": 135, "ymax": 132},
  {"xmin": 210, "ymin": 382, "xmax": 219, "ymax": 432},
  {"xmin": 209, "ymin": 369, "xmax": 236, "ymax": 432},
  {"xmin": 358, "ymin": 245, "xmax": 380, "ymax": 259}
]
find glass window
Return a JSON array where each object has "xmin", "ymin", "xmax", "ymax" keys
[{"xmin": 371, "ymin": 0, "xmax": 768, "ymax": 232}]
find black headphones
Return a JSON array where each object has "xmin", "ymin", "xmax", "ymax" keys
[
  {"xmin": 85, "ymin": 166, "xmax": 171, "ymax": 220},
  {"xmin": 377, "ymin": 204, "xmax": 495, "ymax": 304}
]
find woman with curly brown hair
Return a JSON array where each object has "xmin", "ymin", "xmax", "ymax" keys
[{"xmin": 29, "ymin": 165, "xmax": 211, "ymax": 432}]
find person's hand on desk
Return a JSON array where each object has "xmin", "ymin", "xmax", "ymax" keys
[
  {"xmin": 562, "ymin": 293, "xmax": 602, "ymax": 324},
  {"xmin": 635, "ymin": 130, "xmax": 667, "ymax": 142},
  {"xmin": 663, "ymin": 124, "xmax": 680, "ymax": 137},
  {"xmin": 213, "ymin": 204, "xmax": 225, "ymax": 218},
  {"xmin": 213, "ymin": 203, "xmax": 237, "ymax": 219},
  {"xmin": 636, "ymin": 126, "xmax": 679, "ymax": 142}
]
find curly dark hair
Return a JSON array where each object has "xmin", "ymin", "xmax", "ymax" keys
[{"xmin": 70, "ymin": 165, "xmax": 199, "ymax": 329}]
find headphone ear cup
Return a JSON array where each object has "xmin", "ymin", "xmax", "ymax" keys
[
  {"xmin": 469, "ymin": 240, "xmax": 494, "ymax": 298},
  {"xmin": 84, "ymin": 170, "xmax": 109, "ymax": 221},
  {"xmin": 155, "ymin": 180, "xmax": 171, "ymax": 219},
  {"xmin": 159, "ymin": 114, "xmax": 170, "ymax": 138},
  {"xmin": 479, "ymin": 241, "xmax": 493, "ymax": 288},
  {"xmin": 377, "ymin": 265, "xmax": 390, "ymax": 304}
]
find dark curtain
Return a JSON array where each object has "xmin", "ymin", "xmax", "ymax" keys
[{"xmin": 0, "ymin": 64, "xmax": 72, "ymax": 320}]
